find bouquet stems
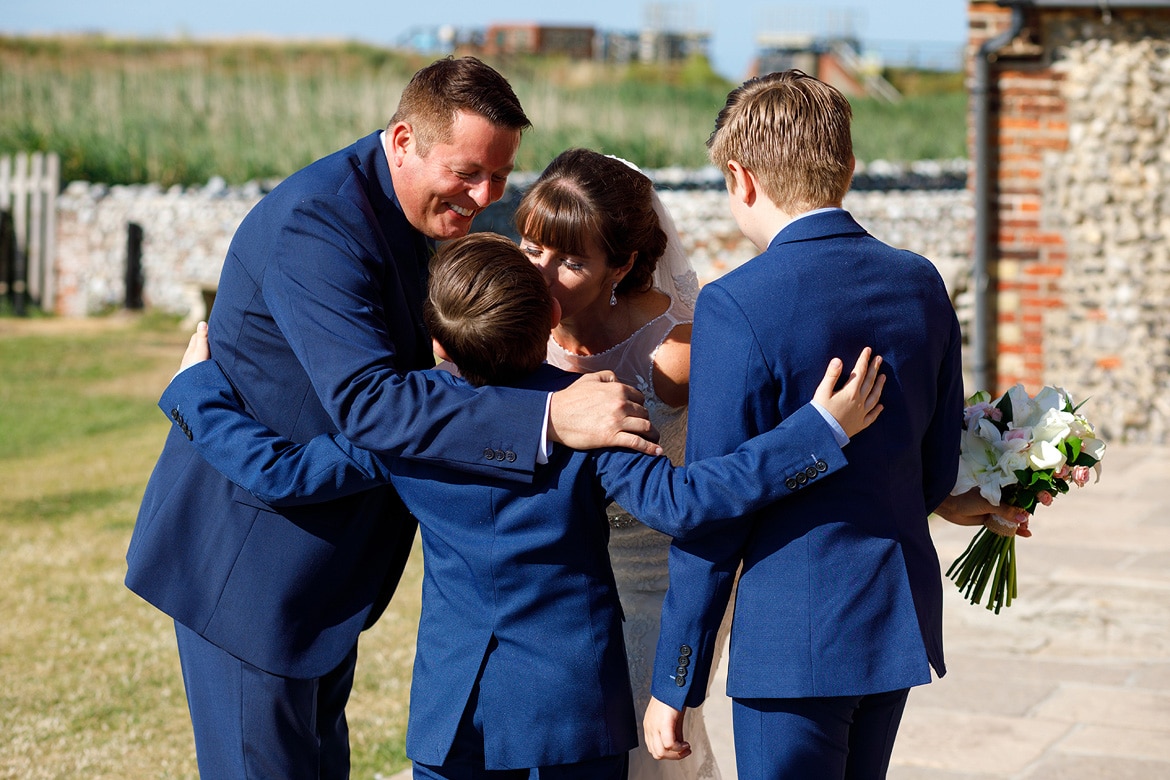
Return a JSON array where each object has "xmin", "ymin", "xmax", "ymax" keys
[{"xmin": 946, "ymin": 528, "xmax": 1017, "ymax": 614}]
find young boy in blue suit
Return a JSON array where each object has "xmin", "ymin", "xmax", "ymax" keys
[
  {"xmin": 642, "ymin": 70, "xmax": 970, "ymax": 779},
  {"xmin": 162, "ymin": 232, "xmax": 884, "ymax": 779}
]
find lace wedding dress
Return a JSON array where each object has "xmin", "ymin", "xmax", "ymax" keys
[{"xmin": 546, "ymin": 268, "xmax": 728, "ymax": 780}]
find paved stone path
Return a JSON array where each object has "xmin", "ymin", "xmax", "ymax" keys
[
  {"xmin": 888, "ymin": 443, "xmax": 1170, "ymax": 779},
  {"xmin": 387, "ymin": 444, "xmax": 1170, "ymax": 779}
]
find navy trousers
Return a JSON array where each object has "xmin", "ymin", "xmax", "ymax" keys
[
  {"xmin": 411, "ymin": 658, "xmax": 628, "ymax": 780},
  {"xmin": 175, "ymin": 621, "xmax": 357, "ymax": 779},
  {"xmin": 732, "ymin": 688, "xmax": 910, "ymax": 779}
]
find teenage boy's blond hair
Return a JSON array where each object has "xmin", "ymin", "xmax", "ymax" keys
[{"xmin": 707, "ymin": 70, "xmax": 854, "ymax": 214}]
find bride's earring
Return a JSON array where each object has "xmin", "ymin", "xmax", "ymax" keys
[{"xmin": 610, "ymin": 282, "xmax": 618, "ymax": 307}]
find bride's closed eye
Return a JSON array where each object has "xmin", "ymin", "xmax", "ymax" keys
[{"xmin": 522, "ymin": 243, "xmax": 585, "ymax": 272}]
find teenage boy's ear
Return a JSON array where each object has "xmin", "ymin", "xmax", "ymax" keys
[{"xmin": 726, "ymin": 160, "xmax": 757, "ymax": 206}]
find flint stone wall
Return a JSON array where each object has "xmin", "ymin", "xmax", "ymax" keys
[
  {"xmin": 1044, "ymin": 20, "xmax": 1170, "ymax": 443},
  {"xmin": 53, "ymin": 163, "xmax": 975, "ymax": 324}
]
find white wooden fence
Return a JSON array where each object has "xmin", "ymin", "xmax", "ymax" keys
[{"xmin": 0, "ymin": 152, "xmax": 60, "ymax": 313}]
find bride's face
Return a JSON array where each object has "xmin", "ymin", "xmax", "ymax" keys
[{"xmin": 519, "ymin": 235, "xmax": 621, "ymax": 322}]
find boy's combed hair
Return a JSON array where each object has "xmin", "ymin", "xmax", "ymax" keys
[
  {"xmin": 389, "ymin": 56, "xmax": 531, "ymax": 155},
  {"xmin": 513, "ymin": 149, "xmax": 667, "ymax": 296},
  {"xmin": 707, "ymin": 70, "xmax": 854, "ymax": 214},
  {"xmin": 424, "ymin": 233, "xmax": 552, "ymax": 387}
]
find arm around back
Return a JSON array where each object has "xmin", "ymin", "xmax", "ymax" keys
[
  {"xmin": 597, "ymin": 402, "xmax": 846, "ymax": 542},
  {"xmin": 160, "ymin": 359, "xmax": 394, "ymax": 506}
]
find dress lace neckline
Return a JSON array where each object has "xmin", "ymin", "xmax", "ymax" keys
[{"xmin": 548, "ymin": 304, "xmax": 675, "ymax": 360}]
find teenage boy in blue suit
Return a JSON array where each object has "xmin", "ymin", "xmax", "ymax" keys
[
  {"xmin": 643, "ymin": 70, "xmax": 967, "ymax": 778},
  {"xmin": 125, "ymin": 57, "xmax": 663, "ymax": 779},
  {"xmin": 162, "ymin": 232, "xmax": 886, "ymax": 778}
]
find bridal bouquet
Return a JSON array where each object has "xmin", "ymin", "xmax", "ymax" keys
[{"xmin": 946, "ymin": 384, "xmax": 1106, "ymax": 613}]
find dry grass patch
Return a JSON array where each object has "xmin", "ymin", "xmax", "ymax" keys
[{"xmin": 0, "ymin": 316, "xmax": 420, "ymax": 779}]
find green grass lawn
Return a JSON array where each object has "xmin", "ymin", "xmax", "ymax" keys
[{"xmin": 0, "ymin": 316, "xmax": 421, "ymax": 779}]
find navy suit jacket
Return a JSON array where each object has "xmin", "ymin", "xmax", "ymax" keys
[
  {"xmin": 158, "ymin": 359, "xmax": 849, "ymax": 768},
  {"xmin": 652, "ymin": 210, "xmax": 963, "ymax": 709},
  {"xmin": 125, "ymin": 131, "xmax": 547, "ymax": 679}
]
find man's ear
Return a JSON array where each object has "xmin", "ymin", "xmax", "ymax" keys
[
  {"xmin": 432, "ymin": 338, "xmax": 452, "ymax": 364},
  {"xmin": 727, "ymin": 160, "xmax": 757, "ymax": 206},
  {"xmin": 387, "ymin": 121, "xmax": 413, "ymax": 167}
]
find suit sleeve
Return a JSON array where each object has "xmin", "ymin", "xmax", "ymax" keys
[
  {"xmin": 595, "ymin": 402, "xmax": 846, "ymax": 542},
  {"xmin": 921, "ymin": 304, "xmax": 964, "ymax": 513},
  {"xmin": 650, "ymin": 283, "xmax": 781, "ymax": 710},
  {"xmin": 265, "ymin": 195, "xmax": 547, "ymax": 480},
  {"xmin": 160, "ymin": 360, "xmax": 395, "ymax": 506}
]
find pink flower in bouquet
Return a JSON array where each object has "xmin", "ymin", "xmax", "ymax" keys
[
  {"xmin": 1036, "ymin": 491, "xmax": 1054, "ymax": 507},
  {"xmin": 964, "ymin": 400, "xmax": 1003, "ymax": 427},
  {"xmin": 1003, "ymin": 428, "xmax": 1030, "ymax": 444},
  {"xmin": 1071, "ymin": 465, "xmax": 1091, "ymax": 487}
]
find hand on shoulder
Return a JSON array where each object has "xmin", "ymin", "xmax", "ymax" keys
[{"xmin": 548, "ymin": 371, "xmax": 662, "ymax": 456}]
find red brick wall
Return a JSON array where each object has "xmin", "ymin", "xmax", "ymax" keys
[{"xmin": 968, "ymin": 2, "xmax": 1070, "ymax": 393}]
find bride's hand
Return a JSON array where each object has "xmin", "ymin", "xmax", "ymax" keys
[
  {"xmin": 178, "ymin": 321, "xmax": 212, "ymax": 374},
  {"xmin": 813, "ymin": 347, "xmax": 885, "ymax": 439},
  {"xmin": 936, "ymin": 489, "xmax": 1032, "ymax": 538}
]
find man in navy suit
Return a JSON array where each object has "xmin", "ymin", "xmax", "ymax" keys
[
  {"xmin": 160, "ymin": 232, "xmax": 887, "ymax": 778},
  {"xmin": 643, "ymin": 70, "xmax": 966, "ymax": 778},
  {"xmin": 125, "ymin": 58, "xmax": 659, "ymax": 779}
]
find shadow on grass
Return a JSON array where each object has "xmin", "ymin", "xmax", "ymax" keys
[{"xmin": 7, "ymin": 484, "xmax": 140, "ymax": 525}]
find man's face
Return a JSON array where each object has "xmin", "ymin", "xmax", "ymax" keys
[{"xmin": 388, "ymin": 110, "xmax": 521, "ymax": 240}]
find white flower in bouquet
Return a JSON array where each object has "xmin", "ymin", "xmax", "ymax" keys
[
  {"xmin": 946, "ymin": 384, "xmax": 1106, "ymax": 613},
  {"xmin": 952, "ymin": 420, "xmax": 1027, "ymax": 506}
]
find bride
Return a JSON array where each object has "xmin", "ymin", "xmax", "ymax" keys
[{"xmin": 514, "ymin": 149, "xmax": 727, "ymax": 780}]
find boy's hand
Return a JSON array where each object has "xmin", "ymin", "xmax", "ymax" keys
[
  {"xmin": 643, "ymin": 697, "xmax": 691, "ymax": 761},
  {"xmin": 813, "ymin": 347, "xmax": 885, "ymax": 439},
  {"xmin": 179, "ymin": 321, "xmax": 212, "ymax": 374}
]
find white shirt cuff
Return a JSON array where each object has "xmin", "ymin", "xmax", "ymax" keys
[{"xmin": 537, "ymin": 392, "xmax": 553, "ymax": 465}]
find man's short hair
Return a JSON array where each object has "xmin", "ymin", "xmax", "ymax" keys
[
  {"xmin": 390, "ymin": 56, "xmax": 531, "ymax": 156},
  {"xmin": 707, "ymin": 70, "xmax": 854, "ymax": 213},
  {"xmin": 424, "ymin": 233, "xmax": 552, "ymax": 387}
]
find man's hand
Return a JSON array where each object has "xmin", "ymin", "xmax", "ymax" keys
[
  {"xmin": 179, "ymin": 321, "xmax": 212, "ymax": 373},
  {"xmin": 812, "ymin": 347, "xmax": 885, "ymax": 438},
  {"xmin": 643, "ymin": 697, "xmax": 691, "ymax": 760},
  {"xmin": 548, "ymin": 371, "xmax": 662, "ymax": 456},
  {"xmin": 936, "ymin": 488, "xmax": 1032, "ymax": 538}
]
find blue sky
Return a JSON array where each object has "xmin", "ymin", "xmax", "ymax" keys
[{"xmin": 1, "ymin": 0, "xmax": 968, "ymax": 79}]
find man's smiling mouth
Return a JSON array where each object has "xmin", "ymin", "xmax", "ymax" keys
[{"xmin": 448, "ymin": 202, "xmax": 474, "ymax": 218}]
